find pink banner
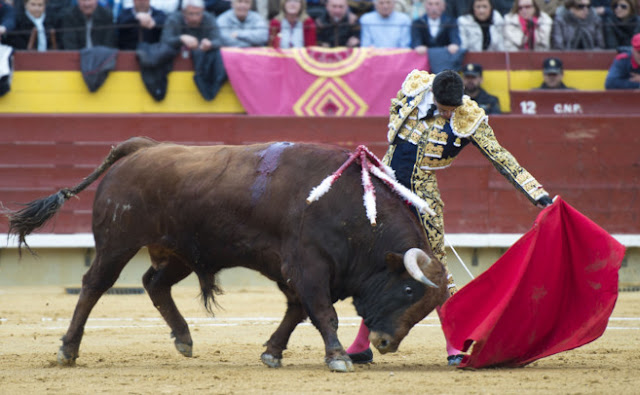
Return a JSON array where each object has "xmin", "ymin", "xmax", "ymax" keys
[{"xmin": 221, "ymin": 47, "xmax": 429, "ymax": 116}]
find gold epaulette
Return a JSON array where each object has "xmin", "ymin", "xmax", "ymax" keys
[
  {"xmin": 451, "ymin": 96, "xmax": 488, "ymax": 138},
  {"xmin": 401, "ymin": 70, "xmax": 435, "ymax": 97}
]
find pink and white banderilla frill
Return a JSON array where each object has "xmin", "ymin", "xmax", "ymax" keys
[{"xmin": 306, "ymin": 145, "xmax": 435, "ymax": 225}]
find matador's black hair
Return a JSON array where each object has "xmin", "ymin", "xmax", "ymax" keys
[{"xmin": 432, "ymin": 70, "xmax": 464, "ymax": 107}]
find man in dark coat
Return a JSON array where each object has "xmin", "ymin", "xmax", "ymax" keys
[
  {"xmin": 462, "ymin": 63, "xmax": 501, "ymax": 114},
  {"xmin": 60, "ymin": 0, "xmax": 116, "ymax": 49},
  {"xmin": 116, "ymin": 0, "xmax": 166, "ymax": 50},
  {"xmin": 315, "ymin": 0, "xmax": 360, "ymax": 47},
  {"xmin": 411, "ymin": 0, "xmax": 460, "ymax": 56}
]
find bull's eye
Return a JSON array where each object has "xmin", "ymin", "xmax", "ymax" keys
[{"xmin": 404, "ymin": 286, "xmax": 413, "ymax": 296}]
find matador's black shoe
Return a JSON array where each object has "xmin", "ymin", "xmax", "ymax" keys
[
  {"xmin": 347, "ymin": 348, "xmax": 373, "ymax": 364},
  {"xmin": 447, "ymin": 354, "xmax": 465, "ymax": 366}
]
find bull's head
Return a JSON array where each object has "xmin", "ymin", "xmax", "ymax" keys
[{"xmin": 354, "ymin": 248, "xmax": 448, "ymax": 354}]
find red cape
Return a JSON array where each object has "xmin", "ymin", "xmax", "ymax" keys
[{"xmin": 440, "ymin": 197, "xmax": 625, "ymax": 368}]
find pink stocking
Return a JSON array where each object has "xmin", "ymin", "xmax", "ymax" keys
[
  {"xmin": 436, "ymin": 306, "xmax": 462, "ymax": 356},
  {"xmin": 346, "ymin": 319, "xmax": 370, "ymax": 353}
]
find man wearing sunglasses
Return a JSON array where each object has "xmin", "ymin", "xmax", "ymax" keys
[{"xmin": 551, "ymin": 0, "xmax": 605, "ymax": 49}]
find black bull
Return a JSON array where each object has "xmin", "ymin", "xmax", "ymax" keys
[{"xmin": 5, "ymin": 137, "xmax": 448, "ymax": 372}]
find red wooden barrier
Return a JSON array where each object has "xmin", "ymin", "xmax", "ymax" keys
[{"xmin": 510, "ymin": 90, "xmax": 640, "ymax": 115}]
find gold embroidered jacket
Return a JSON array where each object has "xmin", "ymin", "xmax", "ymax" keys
[{"xmin": 386, "ymin": 70, "xmax": 549, "ymax": 205}]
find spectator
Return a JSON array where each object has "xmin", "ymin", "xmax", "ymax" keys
[
  {"xmin": 536, "ymin": 57, "xmax": 575, "ymax": 89},
  {"xmin": 503, "ymin": 0, "xmax": 552, "ymax": 50},
  {"xmin": 462, "ymin": 63, "xmax": 501, "ymax": 114},
  {"xmin": 533, "ymin": 0, "xmax": 563, "ymax": 17},
  {"xmin": 603, "ymin": 0, "xmax": 640, "ymax": 49},
  {"xmin": 604, "ymin": 31, "xmax": 640, "ymax": 88},
  {"xmin": 1, "ymin": 0, "xmax": 16, "ymax": 43},
  {"xmin": 8, "ymin": 0, "xmax": 57, "ymax": 50},
  {"xmin": 60, "ymin": 0, "xmax": 116, "ymax": 49},
  {"xmin": 315, "ymin": 0, "xmax": 360, "ymax": 47},
  {"xmin": 411, "ymin": 0, "xmax": 460, "ymax": 54},
  {"xmin": 359, "ymin": 0, "xmax": 411, "ymax": 47},
  {"xmin": 161, "ymin": 0, "xmax": 221, "ymax": 51},
  {"xmin": 268, "ymin": 0, "xmax": 316, "ymax": 47},
  {"xmin": 116, "ymin": 0, "xmax": 165, "ymax": 49},
  {"xmin": 457, "ymin": 0, "xmax": 505, "ymax": 51},
  {"xmin": 217, "ymin": 0, "xmax": 269, "ymax": 47},
  {"xmin": 552, "ymin": 0, "xmax": 604, "ymax": 49}
]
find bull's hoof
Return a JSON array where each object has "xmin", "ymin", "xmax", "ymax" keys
[
  {"xmin": 174, "ymin": 341, "xmax": 193, "ymax": 357},
  {"xmin": 260, "ymin": 352, "xmax": 282, "ymax": 368},
  {"xmin": 57, "ymin": 348, "xmax": 77, "ymax": 367},
  {"xmin": 326, "ymin": 356, "xmax": 355, "ymax": 373}
]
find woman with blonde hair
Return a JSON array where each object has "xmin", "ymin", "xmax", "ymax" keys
[
  {"xmin": 268, "ymin": 0, "xmax": 316, "ymax": 48},
  {"xmin": 503, "ymin": 0, "xmax": 552, "ymax": 50}
]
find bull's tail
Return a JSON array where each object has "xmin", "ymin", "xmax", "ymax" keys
[{"xmin": 4, "ymin": 136, "xmax": 159, "ymax": 253}]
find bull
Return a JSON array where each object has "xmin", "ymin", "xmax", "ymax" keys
[{"xmin": 5, "ymin": 137, "xmax": 448, "ymax": 372}]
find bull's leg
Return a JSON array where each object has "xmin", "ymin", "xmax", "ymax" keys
[
  {"xmin": 299, "ymin": 282, "xmax": 354, "ymax": 373},
  {"xmin": 261, "ymin": 283, "xmax": 308, "ymax": 368},
  {"xmin": 58, "ymin": 247, "xmax": 139, "ymax": 366},
  {"xmin": 143, "ymin": 252, "xmax": 194, "ymax": 357}
]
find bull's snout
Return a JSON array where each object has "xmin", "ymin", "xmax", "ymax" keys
[{"xmin": 369, "ymin": 331, "xmax": 399, "ymax": 354}]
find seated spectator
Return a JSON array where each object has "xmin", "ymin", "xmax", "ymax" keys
[
  {"xmin": 603, "ymin": 0, "xmax": 640, "ymax": 49},
  {"xmin": 8, "ymin": 0, "xmax": 57, "ymax": 50},
  {"xmin": 503, "ymin": 0, "xmax": 552, "ymax": 50},
  {"xmin": 411, "ymin": 0, "xmax": 460, "ymax": 54},
  {"xmin": 60, "ymin": 0, "xmax": 116, "ymax": 49},
  {"xmin": 605, "ymin": 31, "xmax": 640, "ymax": 89},
  {"xmin": 217, "ymin": 0, "xmax": 269, "ymax": 47},
  {"xmin": 116, "ymin": 0, "xmax": 165, "ymax": 49},
  {"xmin": 552, "ymin": 0, "xmax": 604, "ymax": 49},
  {"xmin": 536, "ymin": 57, "xmax": 575, "ymax": 89},
  {"xmin": 360, "ymin": 0, "xmax": 411, "ymax": 47},
  {"xmin": 315, "ymin": 0, "xmax": 360, "ymax": 47},
  {"xmin": 161, "ymin": 0, "xmax": 221, "ymax": 52},
  {"xmin": 1, "ymin": 0, "xmax": 15, "ymax": 43},
  {"xmin": 457, "ymin": 0, "xmax": 505, "ymax": 51},
  {"xmin": 268, "ymin": 0, "xmax": 316, "ymax": 47},
  {"xmin": 462, "ymin": 63, "xmax": 501, "ymax": 114}
]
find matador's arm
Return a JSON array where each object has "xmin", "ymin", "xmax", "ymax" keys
[{"xmin": 471, "ymin": 122, "xmax": 550, "ymax": 206}]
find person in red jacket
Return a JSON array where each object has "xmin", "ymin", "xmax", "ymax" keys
[{"xmin": 268, "ymin": 0, "xmax": 316, "ymax": 48}]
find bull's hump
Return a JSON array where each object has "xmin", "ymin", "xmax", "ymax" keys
[{"xmin": 251, "ymin": 142, "xmax": 295, "ymax": 204}]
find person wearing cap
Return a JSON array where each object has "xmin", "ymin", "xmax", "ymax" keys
[
  {"xmin": 345, "ymin": 69, "xmax": 554, "ymax": 367},
  {"xmin": 536, "ymin": 57, "xmax": 575, "ymax": 89},
  {"xmin": 605, "ymin": 32, "xmax": 640, "ymax": 89},
  {"xmin": 462, "ymin": 63, "xmax": 501, "ymax": 114}
]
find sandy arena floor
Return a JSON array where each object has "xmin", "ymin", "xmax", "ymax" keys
[{"xmin": 1, "ymin": 285, "xmax": 639, "ymax": 394}]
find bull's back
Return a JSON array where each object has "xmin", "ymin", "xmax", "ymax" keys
[{"xmin": 91, "ymin": 141, "xmax": 352, "ymax": 246}]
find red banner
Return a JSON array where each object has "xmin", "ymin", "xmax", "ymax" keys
[
  {"xmin": 221, "ymin": 47, "xmax": 429, "ymax": 116},
  {"xmin": 441, "ymin": 197, "xmax": 625, "ymax": 368}
]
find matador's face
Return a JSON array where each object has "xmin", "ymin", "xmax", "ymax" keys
[{"xmin": 435, "ymin": 102, "xmax": 459, "ymax": 120}]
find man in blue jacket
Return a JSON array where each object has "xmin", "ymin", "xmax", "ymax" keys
[{"xmin": 605, "ymin": 32, "xmax": 640, "ymax": 90}]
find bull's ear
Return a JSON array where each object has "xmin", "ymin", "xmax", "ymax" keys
[{"xmin": 385, "ymin": 252, "xmax": 404, "ymax": 273}]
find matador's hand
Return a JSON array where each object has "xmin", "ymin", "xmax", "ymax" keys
[{"xmin": 536, "ymin": 195, "xmax": 554, "ymax": 208}]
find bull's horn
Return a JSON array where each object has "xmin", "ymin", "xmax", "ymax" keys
[{"xmin": 403, "ymin": 248, "xmax": 438, "ymax": 288}]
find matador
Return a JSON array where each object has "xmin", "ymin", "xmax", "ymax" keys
[{"xmin": 346, "ymin": 69, "xmax": 554, "ymax": 366}]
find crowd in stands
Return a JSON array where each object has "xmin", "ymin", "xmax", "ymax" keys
[{"xmin": 1, "ymin": 0, "xmax": 639, "ymax": 88}]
